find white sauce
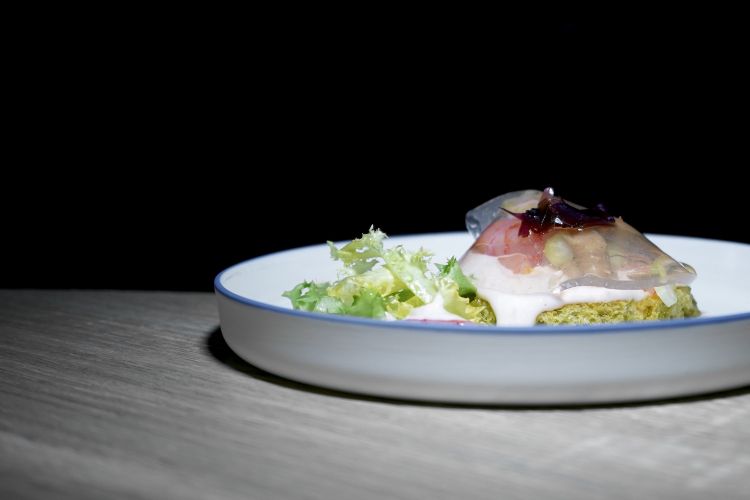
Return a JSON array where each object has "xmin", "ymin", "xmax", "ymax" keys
[
  {"xmin": 406, "ymin": 293, "xmax": 466, "ymax": 322},
  {"xmin": 459, "ymin": 252, "xmax": 647, "ymax": 326},
  {"xmin": 460, "ymin": 252, "xmax": 566, "ymax": 293},
  {"xmin": 476, "ymin": 286, "xmax": 646, "ymax": 326}
]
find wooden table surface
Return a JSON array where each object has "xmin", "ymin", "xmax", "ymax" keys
[{"xmin": 1, "ymin": 290, "xmax": 749, "ymax": 500}]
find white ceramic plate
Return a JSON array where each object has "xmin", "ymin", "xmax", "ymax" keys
[{"xmin": 215, "ymin": 233, "xmax": 750, "ymax": 404}]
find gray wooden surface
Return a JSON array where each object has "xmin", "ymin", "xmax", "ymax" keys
[{"xmin": 1, "ymin": 290, "xmax": 749, "ymax": 500}]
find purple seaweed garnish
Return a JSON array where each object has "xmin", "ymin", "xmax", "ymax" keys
[{"xmin": 504, "ymin": 188, "xmax": 616, "ymax": 237}]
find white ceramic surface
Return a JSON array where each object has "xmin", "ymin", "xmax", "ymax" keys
[{"xmin": 215, "ymin": 233, "xmax": 750, "ymax": 404}]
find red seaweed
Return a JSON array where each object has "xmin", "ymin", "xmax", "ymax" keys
[{"xmin": 504, "ymin": 187, "xmax": 616, "ymax": 237}]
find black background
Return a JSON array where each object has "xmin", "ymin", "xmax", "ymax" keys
[{"xmin": 4, "ymin": 14, "xmax": 745, "ymax": 291}]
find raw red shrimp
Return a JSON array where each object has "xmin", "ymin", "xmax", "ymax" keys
[{"xmin": 470, "ymin": 218, "xmax": 545, "ymax": 273}]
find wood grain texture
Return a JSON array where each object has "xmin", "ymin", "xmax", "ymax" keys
[{"xmin": 1, "ymin": 290, "xmax": 750, "ymax": 500}]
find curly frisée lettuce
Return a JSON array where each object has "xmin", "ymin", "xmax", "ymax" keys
[{"xmin": 282, "ymin": 229, "xmax": 495, "ymax": 324}]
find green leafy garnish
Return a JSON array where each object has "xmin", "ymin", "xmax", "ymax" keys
[
  {"xmin": 437, "ymin": 256, "xmax": 477, "ymax": 300},
  {"xmin": 283, "ymin": 228, "xmax": 495, "ymax": 324}
]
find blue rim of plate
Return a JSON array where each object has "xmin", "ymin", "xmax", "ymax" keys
[{"xmin": 214, "ymin": 236, "xmax": 750, "ymax": 336}]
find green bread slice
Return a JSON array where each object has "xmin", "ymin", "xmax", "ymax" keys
[{"xmin": 535, "ymin": 286, "xmax": 699, "ymax": 325}]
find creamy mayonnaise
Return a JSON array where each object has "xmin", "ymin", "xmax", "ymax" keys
[
  {"xmin": 459, "ymin": 252, "xmax": 647, "ymax": 326},
  {"xmin": 405, "ymin": 293, "xmax": 466, "ymax": 322}
]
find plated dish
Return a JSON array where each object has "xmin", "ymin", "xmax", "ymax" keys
[
  {"xmin": 215, "ymin": 231, "xmax": 750, "ymax": 404},
  {"xmin": 281, "ymin": 188, "xmax": 699, "ymax": 327}
]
